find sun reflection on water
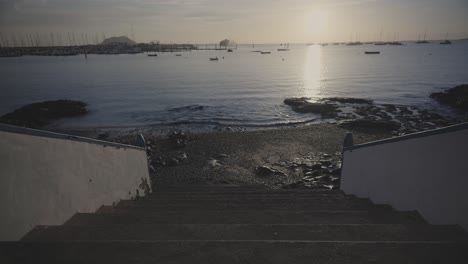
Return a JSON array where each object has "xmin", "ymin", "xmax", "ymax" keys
[{"xmin": 302, "ymin": 45, "xmax": 323, "ymax": 99}]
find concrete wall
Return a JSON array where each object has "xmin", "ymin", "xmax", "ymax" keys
[
  {"xmin": 0, "ymin": 125, "xmax": 151, "ymax": 241},
  {"xmin": 341, "ymin": 123, "xmax": 468, "ymax": 230}
]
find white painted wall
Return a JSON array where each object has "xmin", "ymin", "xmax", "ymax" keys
[
  {"xmin": 341, "ymin": 127, "xmax": 468, "ymax": 230},
  {"xmin": 0, "ymin": 130, "xmax": 151, "ymax": 241}
]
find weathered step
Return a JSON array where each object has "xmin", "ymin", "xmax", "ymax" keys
[
  {"xmin": 2, "ymin": 241, "xmax": 467, "ymax": 263},
  {"xmin": 65, "ymin": 210, "xmax": 425, "ymax": 226},
  {"xmin": 151, "ymin": 189, "xmax": 343, "ymax": 194},
  {"xmin": 112, "ymin": 199, "xmax": 373, "ymax": 211},
  {"xmin": 156, "ymin": 184, "xmax": 268, "ymax": 190},
  {"xmin": 145, "ymin": 192, "xmax": 347, "ymax": 200},
  {"xmin": 22, "ymin": 224, "xmax": 467, "ymax": 242},
  {"xmin": 121, "ymin": 195, "xmax": 362, "ymax": 205}
]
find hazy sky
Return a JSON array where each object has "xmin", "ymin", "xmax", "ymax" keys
[{"xmin": 0, "ymin": 0, "xmax": 467, "ymax": 44}]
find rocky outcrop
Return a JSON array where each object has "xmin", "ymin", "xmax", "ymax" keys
[
  {"xmin": 284, "ymin": 98, "xmax": 339, "ymax": 118},
  {"xmin": 0, "ymin": 100, "xmax": 87, "ymax": 128},
  {"xmin": 280, "ymin": 153, "xmax": 342, "ymax": 190},
  {"xmin": 430, "ymin": 85, "xmax": 468, "ymax": 111},
  {"xmin": 323, "ymin": 97, "xmax": 373, "ymax": 104}
]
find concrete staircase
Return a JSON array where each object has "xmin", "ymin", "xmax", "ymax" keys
[{"xmin": 1, "ymin": 184, "xmax": 467, "ymax": 263}]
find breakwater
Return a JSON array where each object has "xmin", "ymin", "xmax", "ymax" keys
[{"xmin": 0, "ymin": 43, "xmax": 198, "ymax": 57}]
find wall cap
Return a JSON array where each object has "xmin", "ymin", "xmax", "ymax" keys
[
  {"xmin": 0, "ymin": 123, "xmax": 145, "ymax": 151},
  {"xmin": 344, "ymin": 122, "xmax": 468, "ymax": 152}
]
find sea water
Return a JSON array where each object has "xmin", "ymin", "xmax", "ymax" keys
[{"xmin": 1, "ymin": 42, "xmax": 467, "ymax": 130}]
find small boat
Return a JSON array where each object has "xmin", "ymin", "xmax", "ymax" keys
[
  {"xmin": 416, "ymin": 32, "xmax": 429, "ymax": 44},
  {"xmin": 365, "ymin": 51, "xmax": 380, "ymax": 55},
  {"xmin": 227, "ymin": 49, "xmax": 233, "ymax": 52},
  {"xmin": 278, "ymin": 43, "xmax": 290, "ymax": 51},
  {"xmin": 440, "ymin": 34, "xmax": 452, "ymax": 45},
  {"xmin": 260, "ymin": 51, "xmax": 271, "ymax": 54},
  {"xmin": 209, "ymin": 57, "xmax": 219, "ymax": 61},
  {"xmin": 175, "ymin": 54, "xmax": 182, "ymax": 56},
  {"xmin": 148, "ymin": 53, "xmax": 158, "ymax": 57}
]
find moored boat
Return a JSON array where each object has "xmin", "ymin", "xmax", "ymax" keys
[{"xmin": 365, "ymin": 51, "xmax": 380, "ymax": 55}]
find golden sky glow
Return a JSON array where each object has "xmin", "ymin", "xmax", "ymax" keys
[{"xmin": 0, "ymin": 0, "xmax": 467, "ymax": 43}]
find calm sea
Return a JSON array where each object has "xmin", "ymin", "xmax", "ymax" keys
[{"xmin": 1, "ymin": 42, "xmax": 467, "ymax": 130}]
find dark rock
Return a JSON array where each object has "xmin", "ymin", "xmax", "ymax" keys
[
  {"xmin": 310, "ymin": 164, "xmax": 322, "ymax": 170},
  {"xmin": 310, "ymin": 175, "xmax": 327, "ymax": 181},
  {"xmin": 151, "ymin": 156, "xmax": 166, "ymax": 167},
  {"xmin": 255, "ymin": 166, "xmax": 287, "ymax": 177},
  {"xmin": 322, "ymin": 97, "xmax": 373, "ymax": 104},
  {"xmin": 338, "ymin": 119, "xmax": 401, "ymax": 132},
  {"xmin": 383, "ymin": 104, "xmax": 397, "ymax": 112},
  {"xmin": 330, "ymin": 168, "xmax": 342, "ymax": 176},
  {"xmin": 320, "ymin": 160, "xmax": 332, "ymax": 166},
  {"xmin": 146, "ymin": 145, "xmax": 154, "ymax": 156},
  {"xmin": 284, "ymin": 97, "xmax": 310, "ymax": 106},
  {"xmin": 399, "ymin": 107, "xmax": 413, "ymax": 116},
  {"xmin": 305, "ymin": 170, "xmax": 323, "ymax": 177},
  {"xmin": 168, "ymin": 130, "xmax": 188, "ymax": 148},
  {"xmin": 0, "ymin": 100, "xmax": 87, "ymax": 128},
  {"xmin": 166, "ymin": 158, "xmax": 179, "ymax": 167},
  {"xmin": 216, "ymin": 154, "xmax": 229, "ymax": 159},
  {"xmin": 97, "ymin": 132, "xmax": 109, "ymax": 140},
  {"xmin": 207, "ymin": 159, "xmax": 222, "ymax": 168},
  {"xmin": 176, "ymin": 153, "xmax": 187, "ymax": 162},
  {"xmin": 329, "ymin": 176, "xmax": 341, "ymax": 184},
  {"xmin": 284, "ymin": 98, "xmax": 339, "ymax": 118},
  {"xmin": 430, "ymin": 84, "xmax": 468, "ymax": 111}
]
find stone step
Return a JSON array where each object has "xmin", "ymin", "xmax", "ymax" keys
[
  {"xmin": 112, "ymin": 199, "xmax": 373, "ymax": 211},
  {"xmin": 150, "ymin": 189, "xmax": 343, "ymax": 194},
  {"xmin": 156, "ymin": 184, "xmax": 268, "ymax": 190},
  {"xmin": 65, "ymin": 210, "xmax": 426, "ymax": 226},
  {"xmin": 145, "ymin": 192, "xmax": 347, "ymax": 200},
  {"xmin": 121, "ymin": 195, "xmax": 364, "ymax": 206},
  {"xmin": 2, "ymin": 241, "xmax": 467, "ymax": 263},
  {"xmin": 22, "ymin": 224, "xmax": 466, "ymax": 242}
]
